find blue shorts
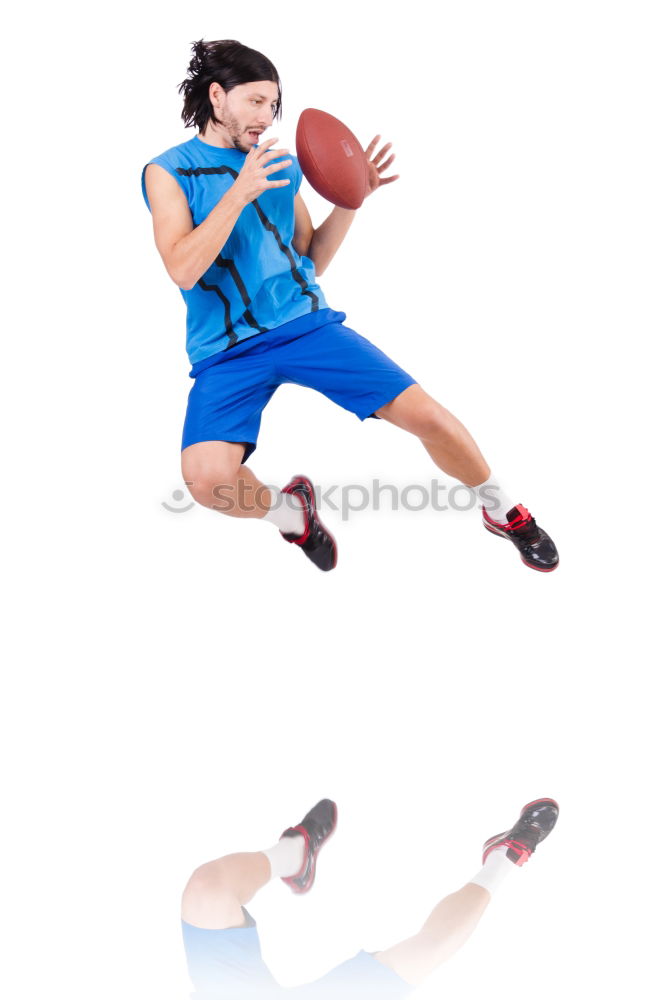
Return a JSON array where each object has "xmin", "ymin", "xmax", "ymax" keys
[
  {"xmin": 182, "ymin": 911, "xmax": 413, "ymax": 999},
  {"xmin": 181, "ymin": 309, "xmax": 417, "ymax": 462}
]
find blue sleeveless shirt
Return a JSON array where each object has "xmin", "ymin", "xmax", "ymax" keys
[{"xmin": 141, "ymin": 136, "xmax": 328, "ymax": 365}]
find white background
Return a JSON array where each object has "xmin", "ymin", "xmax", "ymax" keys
[{"xmin": 2, "ymin": 2, "xmax": 661, "ymax": 998}]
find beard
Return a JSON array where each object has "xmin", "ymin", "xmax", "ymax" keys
[{"xmin": 213, "ymin": 109, "xmax": 250, "ymax": 152}]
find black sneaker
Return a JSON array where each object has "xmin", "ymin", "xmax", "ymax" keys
[
  {"xmin": 483, "ymin": 504, "xmax": 559, "ymax": 572},
  {"xmin": 482, "ymin": 798, "xmax": 559, "ymax": 866},
  {"xmin": 281, "ymin": 798, "xmax": 338, "ymax": 894},
  {"xmin": 280, "ymin": 475, "xmax": 338, "ymax": 572}
]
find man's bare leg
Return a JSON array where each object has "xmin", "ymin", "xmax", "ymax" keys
[
  {"xmin": 375, "ymin": 384, "xmax": 490, "ymax": 487},
  {"xmin": 181, "ymin": 442, "xmax": 337, "ymax": 570},
  {"xmin": 376, "ymin": 384, "xmax": 559, "ymax": 569},
  {"xmin": 182, "ymin": 441, "xmax": 273, "ymax": 519},
  {"xmin": 374, "ymin": 882, "xmax": 490, "ymax": 985},
  {"xmin": 181, "ymin": 389, "xmax": 490, "ymax": 516},
  {"xmin": 181, "ymin": 833, "xmax": 312, "ymax": 930},
  {"xmin": 375, "ymin": 797, "xmax": 559, "ymax": 986},
  {"xmin": 181, "ymin": 439, "xmax": 306, "ymax": 535},
  {"xmin": 182, "ymin": 851, "xmax": 272, "ymax": 929},
  {"xmin": 180, "ymin": 390, "xmax": 558, "ymax": 571},
  {"xmin": 181, "ymin": 800, "xmax": 336, "ymax": 930}
]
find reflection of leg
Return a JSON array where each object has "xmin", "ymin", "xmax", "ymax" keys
[
  {"xmin": 374, "ymin": 882, "xmax": 490, "ymax": 985},
  {"xmin": 375, "ymin": 798, "xmax": 560, "ymax": 987},
  {"xmin": 181, "ymin": 853, "xmax": 271, "ymax": 930},
  {"xmin": 181, "ymin": 800, "xmax": 337, "ymax": 931},
  {"xmin": 181, "ymin": 838, "xmax": 305, "ymax": 931}
]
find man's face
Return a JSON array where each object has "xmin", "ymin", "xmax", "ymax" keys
[{"xmin": 213, "ymin": 80, "xmax": 279, "ymax": 152}]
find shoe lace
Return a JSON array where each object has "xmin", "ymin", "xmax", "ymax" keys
[{"xmin": 506, "ymin": 506, "xmax": 540, "ymax": 543}]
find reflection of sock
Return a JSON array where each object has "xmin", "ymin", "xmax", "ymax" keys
[
  {"xmin": 469, "ymin": 847, "xmax": 514, "ymax": 896},
  {"xmin": 473, "ymin": 477, "xmax": 516, "ymax": 524},
  {"xmin": 263, "ymin": 835, "xmax": 305, "ymax": 879},
  {"xmin": 263, "ymin": 489, "xmax": 306, "ymax": 536}
]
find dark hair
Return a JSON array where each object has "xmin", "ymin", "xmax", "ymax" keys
[{"xmin": 178, "ymin": 39, "xmax": 282, "ymax": 131}]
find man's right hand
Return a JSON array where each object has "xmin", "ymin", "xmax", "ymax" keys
[
  {"xmin": 144, "ymin": 138, "xmax": 293, "ymax": 291},
  {"xmin": 233, "ymin": 138, "xmax": 293, "ymax": 205}
]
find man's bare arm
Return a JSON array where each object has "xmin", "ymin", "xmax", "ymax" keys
[
  {"xmin": 144, "ymin": 138, "xmax": 292, "ymax": 291},
  {"xmin": 292, "ymin": 135, "xmax": 398, "ymax": 277},
  {"xmin": 293, "ymin": 194, "xmax": 356, "ymax": 276},
  {"xmin": 144, "ymin": 165, "xmax": 242, "ymax": 290}
]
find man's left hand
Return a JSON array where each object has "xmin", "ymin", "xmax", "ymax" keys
[{"xmin": 364, "ymin": 135, "xmax": 399, "ymax": 197}]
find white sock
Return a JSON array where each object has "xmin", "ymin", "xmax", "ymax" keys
[
  {"xmin": 473, "ymin": 476, "xmax": 517, "ymax": 524},
  {"xmin": 262, "ymin": 489, "xmax": 306, "ymax": 536},
  {"xmin": 469, "ymin": 847, "xmax": 515, "ymax": 896},
  {"xmin": 262, "ymin": 835, "xmax": 305, "ymax": 879}
]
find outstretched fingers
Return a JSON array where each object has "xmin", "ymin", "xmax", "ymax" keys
[
  {"xmin": 365, "ymin": 134, "xmax": 381, "ymax": 157},
  {"xmin": 377, "ymin": 153, "xmax": 396, "ymax": 173},
  {"xmin": 372, "ymin": 141, "xmax": 393, "ymax": 166}
]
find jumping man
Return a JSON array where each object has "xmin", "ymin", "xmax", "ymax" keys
[{"xmin": 142, "ymin": 40, "xmax": 559, "ymax": 573}]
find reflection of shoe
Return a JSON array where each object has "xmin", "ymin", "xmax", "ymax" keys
[
  {"xmin": 280, "ymin": 475, "xmax": 338, "ymax": 572},
  {"xmin": 281, "ymin": 799, "xmax": 338, "ymax": 894},
  {"xmin": 483, "ymin": 504, "xmax": 559, "ymax": 572},
  {"xmin": 482, "ymin": 798, "xmax": 559, "ymax": 866}
]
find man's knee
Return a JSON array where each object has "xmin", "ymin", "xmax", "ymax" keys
[
  {"xmin": 183, "ymin": 860, "xmax": 239, "ymax": 907},
  {"xmin": 181, "ymin": 862, "xmax": 245, "ymax": 929},
  {"xmin": 184, "ymin": 477, "xmax": 233, "ymax": 509},
  {"xmin": 182, "ymin": 460, "xmax": 243, "ymax": 508},
  {"xmin": 403, "ymin": 398, "xmax": 457, "ymax": 442},
  {"xmin": 379, "ymin": 386, "xmax": 454, "ymax": 439}
]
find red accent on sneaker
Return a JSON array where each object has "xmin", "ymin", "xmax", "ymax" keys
[
  {"xmin": 482, "ymin": 504, "xmax": 533, "ymax": 533},
  {"xmin": 289, "ymin": 493, "xmax": 311, "ymax": 545},
  {"xmin": 281, "ymin": 479, "xmax": 313, "ymax": 545},
  {"xmin": 505, "ymin": 505, "xmax": 532, "ymax": 530},
  {"xmin": 507, "ymin": 839, "xmax": 532, "ymax": 865},
  {"xmin": 283, "ymin": 825, "xmax": 311, "ymax": 881}
]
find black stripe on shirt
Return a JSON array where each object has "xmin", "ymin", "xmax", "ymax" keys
[
  {"xmin": 176, "ymin": 165, "xmax": 319, "ymax": 311},
  {"xmin": 215, "ymin": 257, "xmax": 267, "ymax": 335},
  {"xmin": 196, "ymin": 278, "xmax": 237, "ymax": 347}
]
